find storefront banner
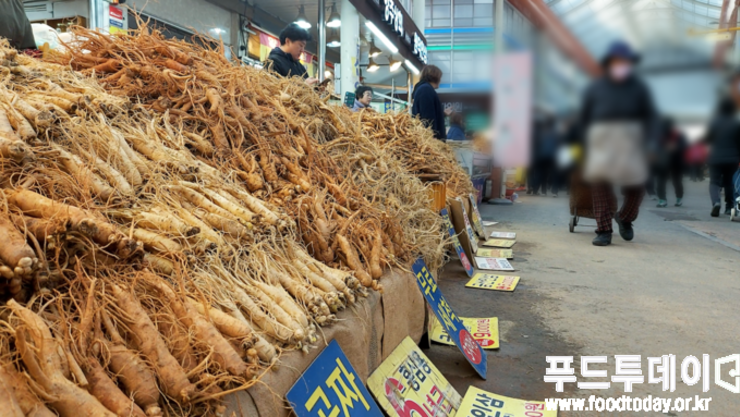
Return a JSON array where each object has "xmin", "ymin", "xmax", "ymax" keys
[
  {"xmin": 489, "ymin": 231, "xmax": 516, "ymax": 239},
  {"xmin": 468, "ymin": 194, "xmax": 486, "ymax": 237},
  {"xmin": 474, "ymin": 257, "xmax": 515, "ymax": 271},
  {"xmin": 456, "ymin": 386, "xmax": 556, "ymax": 417},
  {"xmin": 430, "ymin": 317, "xmax": 499, "ymax": 349},
  {"xmin": 475, "ymin": 248, "xmax": 513, "ymax": 259},
  {"xmin": 481, "ymin": 239, "xmax": 516, "ymax": 248},
  {"xmin": 412, "ymin": 258, "xmax": 487, "ymax": 379},
  {"xmin": 367, "ymin": 336, "xmax": 462, "ymax": 417},
  {"xmin": 465, "ymin": 273, "xmax": 520, "ymax": 292},
  {"xmin": 493, "ymin": 52, "xmax": 532, "ymax": 168},
  {"xmin": 286, "ymin": 339, "xmax": 383, "ymax": 417},
  {"xmin": 441, "ymin": 208, "xmax": 474, "ymax": 277}
]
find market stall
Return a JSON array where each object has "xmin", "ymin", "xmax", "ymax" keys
[{"xmin": 0, "ymin": 24, "xmax": 473, "ymax": 416}]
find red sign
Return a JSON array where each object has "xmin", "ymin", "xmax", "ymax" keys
[{"xmin": 109, "ymin": 5, "xmax": 123, "ymax": 20}]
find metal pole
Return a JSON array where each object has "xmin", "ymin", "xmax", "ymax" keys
[
  {"xmin": 88, "ymin": 0, "xmax": 98, "ymax": 30},
  {"xmin": 495, "ymin": 0, "xmax": 504, "ymax": 55},
  {"xmin": 407, "ymin": 70, "xmax": 413, "ymax": 113},
  {"xmin": 318, "ymin": 0, "xmax": 326, "ymax": 81}
]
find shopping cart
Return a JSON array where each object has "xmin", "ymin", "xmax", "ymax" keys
[
  {"xmin": 568, "ymin": 169, "xmax": 617, "ymax": 232},
  {"xmin": 731, "ymin": 168, "xmax": 740, "ymax": 222}
]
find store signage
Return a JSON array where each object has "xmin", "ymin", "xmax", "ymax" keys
[
  {"xmin": 431, "ymin": 317, "xmax": 499, "ymax": 349},
  {"xmin": 368, "ymin": 336, "xmax": 462, "ymax": 417},
  {"xmin": 412, "ymin": 258, "xmax": 487, "ymax": 379},
  {"xmin": 440, "ymin": 208, "xmax": 473, "ymax": 277},
  {"xmin": 286, "ymin": 340, "xmax": 383, "ymax": 417},
  {"xmin": 413, "ymin": 33, "xmax": 427, "ymax": 64},
  {"xmin": 383, "ymin": 0, "xmax": 404, "ymax": 37},
  {"xmin": 457, "ymin": 387, "xmax": 555, "ymax": 417}
]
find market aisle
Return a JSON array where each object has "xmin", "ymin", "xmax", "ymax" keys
[{"xmin": 427, "ymin": 180, "xmax": 740, "ymax": 416}]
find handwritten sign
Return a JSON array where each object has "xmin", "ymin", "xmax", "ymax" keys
[
  {"xmin": 475, "ymin": 257, "xmax": 515, "ymax": 271},
  {"xmin": 368, "ymin": 336, "xmax": 462, "ymax": 417},
  {"xmin": 489, "ymin": 231, "xmax": 516, "ymax": 239},
  {"xmin": 431, "ymin": 317, "xmax": 499, "ymax": 349},
  {"xmin": 476, "ymin": 248, "xmax": 513, "ymax": 259},
  {"xmin": 413, "ymin": 258, "xmax": 487, "ymax": 379},
  {"xmin": 468, "ymin": 194, "xmax": 486, "ymax": 237},
  {"xmin": 286, "ymin": 340, "xmax": 383, "ymax": 417},
  {"xmin": 441, "ymin": 208, "xmax": 474, "ymax": 277},
  {"xmin": 465, "ymin": 273, "xmax": 520, "ymax": 292},
  {"xmin": 457, "ymin": 386, "xmax": 556, "ymax": 416},
  {"xmin": 457, "ymin": 198, "xmax": 479, "ymax": 253},
  {"xmin": 482, "ymin": 239, "xmax": 515, "ymax": 248}
]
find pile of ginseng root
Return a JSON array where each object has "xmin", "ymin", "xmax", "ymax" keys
[{"xmin": 0, "ymin": 25, "xmax": 474, "ymax": 417}]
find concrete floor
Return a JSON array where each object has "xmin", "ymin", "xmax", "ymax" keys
[{"xmin": 426, "ymin": 180, "xmax": 740, "ymax": 416}]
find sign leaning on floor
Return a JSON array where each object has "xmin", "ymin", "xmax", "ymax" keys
[
  {"xmin": 468, "ymin": 194, "xmax": 486, "ymax": 237},
  {"xmin": 430, "ymin": 317, "xmax": 500, "ymax": 349},
  {"xmin": 475, "ymin": 257, "xmax": 515, "ymax": 271},
  {"xmin": 286, "ymin": 339, "xmax": 383, "ymax": 417},
  {"xmin": 367, "ymin": 336, "xmax": 462, "ymax": 417},
  {"xmin": 465, "ymin": 273, "xmax": 520, "ymax": 291},
  {"xmin": 413, "ymin": 258, "xmax": 487, "ymax": 379},
  {"xmin": 476, "ymin": 248, "xmax": 513, "ymax": 259},
  {"xmin": 441, "ymin": 208, "xmax": 474, "ymax": 277},
  {"xmin": 482, "ymin": 238, "xmax": 516, "ymax": 248},
  {"xmin": 489, "ymin": 231, "xmax": 516, "ymax": 239},
  {"xmin": 456, "ymin": 386, "xmax": 557, "ymax": 416}
]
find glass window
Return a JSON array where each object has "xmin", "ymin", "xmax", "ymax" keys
[
  {"xmin": 433, "ymin": 18, "xmax": 451, "ymax": 26},
  {"xmin": 455, "ymin": 4, "xmax": 473, "ymax": 17},
  {"xmin": 433, "ymin": 0, "xmax": 449, "ymax": 4},
  {"xmin": 456, "ymin": 0, "xmax": 474, "ymax": 4},
  {"xmin": 432, "ymin": 5, "xmax": 451, "ymax": 17},
  {"xmin": 474, "ymin": 3, "xmax": 493, "ymax": 17},
  {"xmin": 474, "ymin": 16, "xmax": 492, "ymax": 26}
]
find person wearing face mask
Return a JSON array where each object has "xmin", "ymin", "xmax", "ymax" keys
[{"xmin": 579, "ymin": 41, "xmax": 660, "ymax": 246}]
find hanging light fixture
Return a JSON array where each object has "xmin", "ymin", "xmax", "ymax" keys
[
  {"xmin": 327, "ymin": 3, "xmax": 341, "ymax": 28},
  {"xmin": 367, "ymin": 57, "xmax": 380, "ymax": 72},
  {"xmin": 327, "ymin": 29, "xmax": 341, "ymax": 47},
  {"xmin": 389, "ymin": 57, "xmax": 402, "ymax": 72},
  {"xmin": 295, "ymin": 5, "xmax": 311, "ymax": 29},
  {"xmin": 369, "ymin": 38, "xmax": 382, "ymax": 58}
]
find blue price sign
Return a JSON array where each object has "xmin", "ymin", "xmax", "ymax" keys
[
  {"xmin": 286, "ymin": 340, "xmax": 383, "ymax": 417},
  {"xmin": 412, "ymin": 258, "xmax": 487, "ymax": 379},
  {"xmin": 440, "ymin": 208, "xmax": 474, "ymax": 277}
]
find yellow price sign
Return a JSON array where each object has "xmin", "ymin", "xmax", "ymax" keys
[
  {"xmin": 476, "ymin": 248, "xmax": 513, "ymax": 259},
  {"xmin": 482, "ymin": 239, "xmax": 515, "ymax": 248},
  {"xmin": 368, "ymin": 337, "xmax": 462, "ymax": 417},
  {"xmin": 457, "ymin": 386, "xmax": 556, "ymax": 416},
  {"xmin": 465, "ymin": 273, "xmax": 520, "ymax": 292},
  {"xmin": 430, "ymin": 317, "xmax": 499, "ymax": 349}
]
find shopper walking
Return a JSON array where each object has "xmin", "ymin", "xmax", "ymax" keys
[
  {"xmin": 412, "ymin": 65, "xmax": 451, "ymax": 141},
  {"xmin": 705, "ymin": 96, "xmax": 740, "ymax": 216},
  {"xmin": 685, "ymin": 141, "xmax": 707, "ymax": 182},
  {"xmin": 534, "ymin": 117, "xmax": 560, "ymax": 197},
  {"xmin": 579, "ymin": 41, "xmax": 660, "ymax": 246},
  {"xmin": 447, "ymin": 112, "xmax": 466, "ymax": 140},
  {"xmin": 266, "ymin": 23, "xmax": 318, "ymax": 85},
  {"xmin": 655, "ymin": 118, "xmax": 687, "ymax": 207},
  {"xmin": 352, "ymin": 86, "xmax": 373, "ymax": 112}
]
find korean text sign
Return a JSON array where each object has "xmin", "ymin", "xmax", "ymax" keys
[
  {"xmin": 457, "ymin": 386, "xmax": 555, "ymax": 417},
  {"xmin": 368, "ymin": 336, "xmax": 462, "ymax": 417},
  {"xmin": 412, "ymin": 258, "xmax": 487, "ymax": 379},
  {"xmin": 441, "ymin": 208, "xmax": 474, "ymax": 277},
  {"xmin": 286, "ymin": 340, "xmax": 383, "ymax": 417}
]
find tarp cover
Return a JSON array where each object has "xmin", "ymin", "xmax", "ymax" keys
[{"xmin": 223, "ymin": 268, "xmax": 427, "ymax": 416}]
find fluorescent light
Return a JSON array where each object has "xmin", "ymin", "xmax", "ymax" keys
[
  {"xmin": 209, "ymin": 28, "xmax": 225, "ymax": 35},
  {"xmin": 389, "ymin": 58, "xmax": 402, "ymax": 72},
  {"xmin": 365, "ymin": 22, "xmax": 398, "ymax": 54},
  {"xmin": 404, "ymin": 60, "xmax": 419, "ymax": 74}
]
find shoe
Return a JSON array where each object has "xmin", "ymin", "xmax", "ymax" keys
[
  {"xmin": 650, "ymin": 195, "xmax": 658, "ymax": 201},
  {"xmin": 675, "ymin": 198, "xmax": 683, "ymax": 207},
  {"xmin": 615, "ymin": 217, "xmax": 634, "ymax": 241},
  {"xmin": 553, "ymin": 193, "xmax": 558, "ymax": 198},
  {"xmin": 526, "ymin": 190, "xmax": 533, "ymax": 195},
  {"xmin": 726, "ymin": 207, "xmax": 733, "ymax": 216},
  {"xmin": 711, "ymin": 203, "xmax": 721, "ymax": 217},
  {"xmin": 657, "ymin": 200, "xmax": 667, "ymax": 208},
  {"xmin": 592, "ymin": 233, "xmax": 612, "ymax": 246}
]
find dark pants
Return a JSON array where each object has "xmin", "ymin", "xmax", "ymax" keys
[
  {"xmin": 656, "ymin": 161, "xmax": 684, "ymax": 200},
  {"xmin": 645, "ymin": 167, "xmax": 656, "ymax": 196},
  {"xmin": 709, "ymin": 163, "xmax": 738, "ymax": 208},
  {"xmin": 592, "ymin": 183, "xmax": 645, "ymax": 233},
  {"xmin": 689, "ymin": 164, "xmax": 704, "ymax": 181},
  {"xmin": 533, "ymin": 158, "xmax": 555, "ymax": 194}
]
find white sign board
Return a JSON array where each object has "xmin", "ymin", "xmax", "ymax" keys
[{"xmin": 493, "ymin": 52, "xmax": 532, "ymax": 168}]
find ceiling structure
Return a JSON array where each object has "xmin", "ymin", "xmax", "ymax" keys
[{"xmin": 543, "ymin": 0, "xmax": 731, "ymax": 71}]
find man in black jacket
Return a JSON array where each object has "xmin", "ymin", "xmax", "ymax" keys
[
  {"xmin": 705, "ymin": 96, "xmax": 740, "ymax": 216},
  {"xmin": 266, "ymin": 24, "xmax": 318, "ymax": 85},
  {"xmin": 412, "ymin": 65, "xmax": 450, "ymax": 140},
  {"xmin": 0, "ymin": 0, "xmax": 36, "ymax": 50}
]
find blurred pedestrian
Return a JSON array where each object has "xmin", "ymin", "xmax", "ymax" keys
[
  {"xmin": 0, "ymin": 0, "xmax": 36, "ymax": 51},
  {"xmin": 412, "ymin": 65, "xmax": 451, "ymax": 141},
  {"xmin": 532, "ymin": 116, "xmax": 559, "ymax": 197},
  {"xmin": 447, "ymin": 112, "xmax": 466, "ymax": 140},
  {"xmin": 579, "ymin": 41, "xmax": 659, "ymax": 246},
  {"xmin": 655, "ymin": 118, "xmax": 687, "ymax": 207},
  {"xmin": 685, "ymin": 140, "xmax": 707, "ymax": 182},
  {"xmin": 266, "ymin": 23, "xmax": 318, "ymax": 85},
  {"xmin": 352, "ymin": 85, "xmax": 373, "ymax": 112},
  {"xmin": 705, "ymin": 96, "xmax": 740, "ymax": 216}
]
